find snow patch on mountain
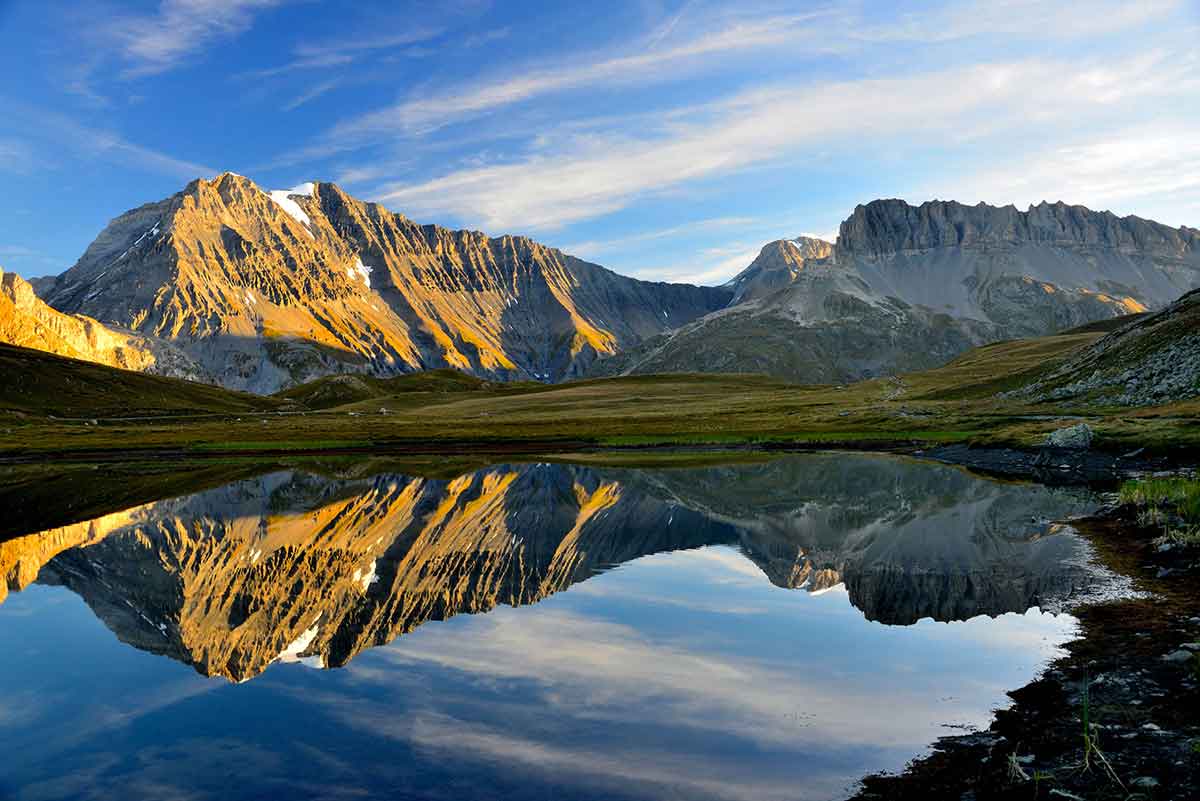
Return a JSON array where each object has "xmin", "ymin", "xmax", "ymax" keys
[
  {"xmin": 265, "ymin": 188, "xmax": 313, "ymax": 231},
  {"xmin": 348, "ymin": 256, "xmax": 372, "ymax": 288}
]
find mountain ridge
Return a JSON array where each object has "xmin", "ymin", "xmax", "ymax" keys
[
  {"xmin": 31, "ymin": 173, "xmax": 730, "ymax": 393},
  {"xmin": 591, "ymin": 197, "xmax": 1200, "ymax": 384}
]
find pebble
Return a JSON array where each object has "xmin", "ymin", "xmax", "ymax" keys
[
  {"xmin": 1132, "ymin": 776, "xmax": 1160, "ymax": 789},
  {"xmin": 1162, "ymin": 649, "xmax": 1194, "ymax": 663}
]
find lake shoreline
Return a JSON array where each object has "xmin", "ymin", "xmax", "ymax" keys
[
  {"xmin": 852, "ymin": 497, "xmax": 1200, "ymax": 800},
  {"xmin": 0, "ymin": 439, "xmax": 1187, "ymax": 483}
]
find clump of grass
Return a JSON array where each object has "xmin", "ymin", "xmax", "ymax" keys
[
  {"xmin": 1155, "ymin": 524, "xmax": 1200, "ymax": 548},
  {"xmin": 1119, "ymin": 477, "xmax": 1200, "ymax": 523},
  {"xmin": 1077, "ymin": 672, "xmax": 1125, "ymax": 791},
  {"xmin": 1120, "ymin": 477, "xmax": 1200, "ymax": 550}
]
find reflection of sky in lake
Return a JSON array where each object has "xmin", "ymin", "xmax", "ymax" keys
[{"xmin": 0, "ymin": 542, "xmax": 1075, "ymax": 801}]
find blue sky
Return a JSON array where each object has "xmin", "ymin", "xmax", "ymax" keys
[{"xmin": 1, "ymin": 0, "xmax": 1198, "ymax": 284}]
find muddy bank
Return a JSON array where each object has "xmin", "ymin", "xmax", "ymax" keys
[{"xmin": 851, "ymin": 499, "xmax": 1200, "ymax": 800}]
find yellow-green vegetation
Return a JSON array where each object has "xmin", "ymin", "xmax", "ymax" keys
[
  {"xmin": 1, "ymin": 323, "xmax": 1198, "ymax": 460},
  {"xmin": 1119, "ymin": 476, "xmax": 1200, "ymax": 544}
]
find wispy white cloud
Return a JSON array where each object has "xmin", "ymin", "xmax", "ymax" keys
[
  {"xmin": 331, "ymin": 11, "xmax": 835, "ymax": 139},
  {"xmin": 853, "ymin": 0, "xmax": 1183, "ymax": 44},
  {"xmin": 644, "ymin": 0, "xmax": 695, "ymax": 50},
  {"xmin": 282, "ymin": 79, "xmax": 342, "ymax": 112},
  {"xmin": 927, "ymin": 124, "xmax": 1200, "ymax": 228},
  {"xmin": 367, "ymin": 49, "xmax": 1197, "ymax": 231},
  {"xmin": 461, "ymin": 27, "xmax": 512, "ymax": 48},
  {"xmin": 560, "ymin": 215, "xmax": 756, "ymax": 258},
  {"xmin": 0, "ymin": 138, "xmax": 35, "ymax": 174},
  {"xmin": 4, "ymin": 101, "xmax": 214, "ymax": 180},
  {"xmin": 635, "ymin": 243, "xmax": 767, "ymax": 286},
  {"xmin": 106, "ymin": 0, "xmax": 286, "ymax": 78},
  {"xmin": 245, "ymin": 28, "xmax": 446, "ymax": 79}
]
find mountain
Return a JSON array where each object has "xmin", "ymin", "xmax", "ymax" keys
[
  {"xmin": 592, "ymin": 199, "xmax": 1200, "ymax": 383},
  {"xmin": 31, "ymin": 173, "xmax": 729, "ymax": 393},
  {"xmin": 723, "ymin": 236, "xmax": 833, "ymax": 304},
  {"xmin": 3, "ymin": 455, "xmax": 1105, "ymax": 679},
  {"xmin": 1, "ymin": 266, "xmax": 202, "ymax": 380},
  {"xmin": 1016, "ymin": 287, "xmax": 1200, "ymax": 406}
]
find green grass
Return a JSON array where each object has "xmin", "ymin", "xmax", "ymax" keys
[
  {"xmin": 1119, "ymin": 477, "xmax": 1200, "ymax": 523},
  {"xmin": 1120, "ymin": 476, "xmax": 1200, "ymax": 546},
  {"xmin": 188, "ymin": 439, "xmax": 375, "ymax": 452},
  {"xmin": 1, "ymin": 322, "xmax": 1198, "ymax": 460}
]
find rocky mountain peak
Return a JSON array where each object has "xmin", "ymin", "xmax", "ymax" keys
[
  {"xmin": 27, "ymin": 172, "xmax": 729, "ymax": 392},
  {"xmin": 724, "ymin": 236, "xmax": 835, "ymax": 304},
  {"xmin": 838, "ymin": 198, "xmax": 1200, "ymax": 258}
]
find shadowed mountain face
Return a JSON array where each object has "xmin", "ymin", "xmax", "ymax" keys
[
  {"xmin": 29, "ymin": 174, "xmax": 729, "ymax": 392},
  {"xmin": 593, "ymin": 200, "xmax": 1200, "ymax": 383},
  {"xmin": 3, "ymin": 455, "xmax": 1103, "ymax": 681}
]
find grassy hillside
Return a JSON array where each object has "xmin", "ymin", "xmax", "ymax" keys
[
  {"xmin": 274, "ymin": 369, "xmax": 523, "ymax": 410},
  {"xmin": 0, "ymin": 343, "xmax": 284, "ymax": 418},
  {"xmin": 0, "ymin": 316, "xmax": 1194, "ymax": 459}
]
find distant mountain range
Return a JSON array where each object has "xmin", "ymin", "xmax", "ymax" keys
[
  {"xmin": 593, "ymin": 200, "xmax": 1200, "ymax": 383},
  {"xmin": 4, "ymin": 175, "xmax": 1199, "ymax": 392}
]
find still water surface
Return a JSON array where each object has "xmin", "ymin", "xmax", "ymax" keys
[{"xmin": 0, "ymin": 454, "xmax": 1114, "ymax": 800}]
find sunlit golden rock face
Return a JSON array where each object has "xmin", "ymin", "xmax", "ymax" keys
[
  {"xmin": 32, "ymin": 173, "xmax": 730, "ymax": 392},
  {"xmin": 0, "ymin": 267, "xmax": 203, "ymax": 380},
  {"xmin": 3, "ymin": 457, "xmax": 1107, "ymax": 681}
]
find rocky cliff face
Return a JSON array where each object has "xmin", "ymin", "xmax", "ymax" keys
[
  {"xmin": 0, "ymin": 267, "xmax": 203, "ymax": 380},
  {"xmin": 592, "ymin": 199, "xmax": 1200, "ymax": 383},
  {"xmin": 4, "ymin": 455, "xmax": 1108, "ymax": 679},
  {"xmin": 838, "ymin": 199, "xmax": 1200, "ymax": 259},
  {"xmin": 33, "ymin": 174, "xmax": 729, "ymax": 392}
]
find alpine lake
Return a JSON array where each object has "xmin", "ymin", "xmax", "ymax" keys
[{"xmin": 0, "ymin": 452, "xmax": 1133, "ymax": 801}]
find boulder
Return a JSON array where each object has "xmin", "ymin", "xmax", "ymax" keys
[{"xmin": 1045, "ymin": 423, "xmax": 1094, "ymax": 449}]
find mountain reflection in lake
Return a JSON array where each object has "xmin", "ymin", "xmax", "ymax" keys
[{"xmin": 0, "ymin": 454, "xmax": 1113, "ymax": 801}]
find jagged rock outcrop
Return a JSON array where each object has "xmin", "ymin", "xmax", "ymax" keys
[
  {"xmin": 592, "ymin": 199, "xmax": 1200, "ymax": 384},
  {"xmin": 1016, "ymin": 288, "xmax": 1200, "ymax": 406},
  {"xmin": 34, "ymin": 174, "xmax": 729, "ymax": 392},
  {"xmin": 4, "ymin": 455, "xmax": 1108, "ymax": 679},
  {"xmin": 723, "ymin": 237, "xmax": 834, "ymax": 304},
  {"xmin": 0, "ymin": 266, "xmax": 203, "ymax": 380}
]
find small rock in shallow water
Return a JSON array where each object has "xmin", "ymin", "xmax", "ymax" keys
[
  {"xmin": 1181, "ymin": 642, "xmax": 1200, "ymax": 651},
  {"xmin": 1163, "ymin": 650, "xmax": 1194, "ymax": 663},
  {"xmin": 1132, "ymin": 776, "xmax": 1160, "ymax": 789}
]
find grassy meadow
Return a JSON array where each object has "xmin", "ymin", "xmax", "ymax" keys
[{"xmin": 1, "ymin": 322, "xmax": 1196, "ymax": 460}]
